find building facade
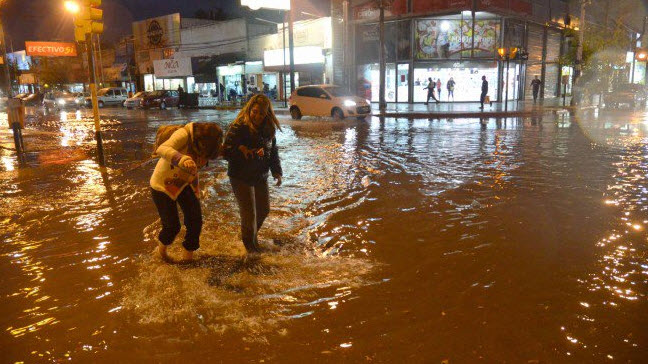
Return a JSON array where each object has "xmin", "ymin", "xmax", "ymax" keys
[{"xmin": 345, "ymin": 0, "xmax": 571, "ymax": 103}]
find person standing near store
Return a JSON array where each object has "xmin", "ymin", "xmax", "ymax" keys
[
  {"xmin": 531, "ymin": 75, "xmax": 542, "ymax": 103},
  {"xmin": 222, "ymin": 94, "xmax": 283, "ymax": 254},
  {"xmin": 447, "ymin": 77, "xmax": 455, "ymax": 101},
  {"xmin": 436, "ymin": 78, "xmax": 442, "ymax": 100},
  {"xmin": 424, "ymin": 77, "xmax": 440, "ymax": 105},
  {"xmin": 479, "ymin": 75, "xmax": 488, "ymax": 110},
  {"xmin": 177, "ymin": 85, "xmax": 185, "ymax": 108}
]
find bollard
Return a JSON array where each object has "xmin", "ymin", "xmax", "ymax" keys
[{"xmin": 7, "ymin": 97, "xmax": 25, "ymax": 163}]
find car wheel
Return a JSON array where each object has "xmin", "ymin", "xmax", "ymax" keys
[
  {"xmin": 290, "ymin": 106, "xmax": 302, "ymax": 120},
  {"xmin": 332, "ymin": 107, "xmax": 344, "ymax": 120},
  {"xmin": 160, "ymin": 101, "xmax": 167, "ymax": 110},
  {"xmin": 357, "ymin": 116, "xmax": 366, "ymax": 121},
  {"xmin": 122, "ymin": 101, "xmax": 126, "ymax": 108},
  {"xmin": 98, "ymin": 100, "xmax": 104, "ymax": 108}
]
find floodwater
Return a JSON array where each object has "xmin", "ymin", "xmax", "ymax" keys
[{"xmin": 1, "ymin": 107, "xmax": 646, "ymax": 362}]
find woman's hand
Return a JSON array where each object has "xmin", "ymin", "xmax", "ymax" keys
[
  {"xmin": 183, "ymin": 158, "xmax": 198, "ymax": 175},
  {"xmin": 273, "ymin": 174, "xmax": 282, "ymax": 187},
  {"xmin": 238, "ymin": 145, "xmax": 254, "ymax": 159},
  {"xmin": 255, "ymin": 148, "xmax": 264, "ymax": 158}
]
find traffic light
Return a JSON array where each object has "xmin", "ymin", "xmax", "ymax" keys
[
  {"xmin": 636, "ymin": 48, "xmax": 648, "ymax": 61},
  {"xmin": 74, "ymin": 0, "xmax": 103, "ymax": 42}
]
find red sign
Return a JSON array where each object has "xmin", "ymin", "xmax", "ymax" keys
[
  {"xmin": 25, "ymin": 42, "xmax": 77, "ymax": 57},
  {"xmin": 413, "ymin": 0, "xmax": 470, "ymax": 14}
]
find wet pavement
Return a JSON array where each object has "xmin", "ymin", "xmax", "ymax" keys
[{"xmin": 1, "ymin": 106, "xmax": 647, "ymax": 362}]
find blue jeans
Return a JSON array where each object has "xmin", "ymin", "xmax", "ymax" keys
[
  {"xmin": 229, "ymin": 177, "xmax": 270, "ymax": 253},
  {"xmin": 151, "ymin": 186, "xmax": 202, "ymax": 251}
]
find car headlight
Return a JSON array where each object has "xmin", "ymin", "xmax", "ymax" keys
[
  {"xmin": 344, "ymin": 100, "xmax": 357, "ymax": 107},
  {"xmin": 366, "ymin": 99, "xmax": 371, "ymax": 105},
  {"xmin": 57, "ymin": 99, "xmax": 65, "ymax": 105}
]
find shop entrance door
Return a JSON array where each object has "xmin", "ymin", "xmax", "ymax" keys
[
  {"xmin": 504, "ymin": 63, "xmax": 521, "ymax": 100},
  {"xmin": 397, "ymin": 64, "xmax": 409, "ymax": 103}
]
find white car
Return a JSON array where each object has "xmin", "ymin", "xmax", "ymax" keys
[
  {"xmin": 289, "ymin": 85, "xmax": 371, "ymax": 120},
  {"xmin": 123, "ymin": 91, "xmax": 148, "ymax": 109},
  {"xmin": 85, "ymin": 87, "xmax": 128, "ymax": 108}
]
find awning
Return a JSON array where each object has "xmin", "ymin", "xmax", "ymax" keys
[{"xmin": 263, "ymin": 63, "xmax": 324, "ymax": 73}]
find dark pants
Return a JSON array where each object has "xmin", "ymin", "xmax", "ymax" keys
[
  {"xmin": 230, "ymin": 177, "xmax": 270, "ymax": 253},
  {"xmin": 533, "ymin": 88, "xmax": 539, "ymax": 102},
  {"xmin": 480, "ymin": 92, "xmax": 487, "ymax": 108},
  {"xmin": 151, "ymin": 186, "xmax": 202, "ymax": 251},
  {"xmin": 426, "ymin": 90, "xmax": 439, "ymax": 104}
]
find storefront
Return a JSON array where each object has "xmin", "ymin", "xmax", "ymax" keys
[
  {"xmin": 145, "ymin": 58, "xmax": 193, "ymax": 92},
  {"xmin": 355, "ymin": 13, "xmax": 504, "ymax": 103},
  {"xmin": 263, "ymin": 46, "xmax": 326, "ymax": 99}
]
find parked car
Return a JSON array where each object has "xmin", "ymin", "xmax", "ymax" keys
[
  {"xmin": 43, "ymin": 91, "xmax": 81, "ymax": 111},
  {"xmin": 123, "ymin": 91, "xmax": 148, "ymax": 109},
  {"xmin": 140, "ymin": 90, "xmax": 180, "ymax": 109},
  {"xmin": 75, "ymin": 92, "xmax": 89, "ymax": 106},
  {"xmin": 605, "ymin": 84, "xmax": 647, "ymax": 109},
  {"xmin": 289, "ymin": 85, "xmax": 371, "ymax": 120},
  {"xmin": 85, "ymin": 87, "xmax": 128, "ymax": 108}
]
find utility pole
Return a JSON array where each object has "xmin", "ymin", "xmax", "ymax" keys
[
  {"xmin": 282, "ymin": 13, "xmax": 287, "ymax": 107},
  {"xmin": 288, "ymin": 0, "xmax": 296, "ymax": 94},
  {"xmin": 575, "ymin": 0, "xmax": 587, "ymax": 80},
  {"xmin": 0, "ymin": 14, "xmax": 24, "ymax": 163},
  {"xmin": 632, "ymin": 16, "xmax": 648, "ymax": 84},
  {"xmin": 378, "ymin": 0, "xmax": 386, "ymax": 111}
]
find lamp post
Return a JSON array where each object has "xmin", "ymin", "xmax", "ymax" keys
[{"xmin": 497, "ymin": 47, "xmax": 518, "ymax": 113}]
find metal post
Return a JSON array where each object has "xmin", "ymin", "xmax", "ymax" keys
[
  {"xmin": 378, "ymin": 0, "xmax": 386, "ymax": 111},
  {"xmin": 96, "ymin": 34, "xmax": 105, "ymax": 87},
  {"xmin": 563, "ymin": 83, "xmax": 567, "ymax": 106},
  {"xmin": 283, "ymin": 12, "xmax": 287, "ymax": 107},
  {"xmin": 505, "ymin": 56, "xmax": 510, "ymax": 112},
  {"xmin": 575, "ymin": 1, "xmax": 586, "ymax": 80},
  {"xmin": 288, "ymin": 0, "xmax": 296, "ymax": 94},
  {"xmin": 86, "ymin": 33, "xmax": 105, "ymax": 167}
]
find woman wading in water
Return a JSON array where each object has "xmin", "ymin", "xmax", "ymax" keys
[{"xmin": 222, "ymin": 94, "xmax": 283, "ymax": 254}]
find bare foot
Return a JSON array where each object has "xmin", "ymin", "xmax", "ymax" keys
[
  {"xmin": 156, "ymin": 243, "xmax": 171, "ymax": 262},
  {"xmin": 180, "ymin": 249, "xmax": 193, "ymax": 262}
]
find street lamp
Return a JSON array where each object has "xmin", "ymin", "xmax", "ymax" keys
[
  {"xmin": 64, "ymin": 1, "xmax": 80, "ymax": 14},
  {"xmin": 497, "ymin": 47, "xmax": 518, "ymax": 112}
]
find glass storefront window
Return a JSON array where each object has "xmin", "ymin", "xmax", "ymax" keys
[
  {"xmin": 397, "ymin": 64, "xmax": 409, "ymax": 102},
  {"xmin": 357, "ymin": 64, "xmax": 379, "ymax": 102},
  {"xmin": 414, "ymin": 17, "xmax": 500, "ymax": 60},
  {"xmin": 503, "ymin": 63, "xmax": 521, "ymax": 100},
  {"xmin": 144, "ymin": 74, "xmax": 154, "ymax": 91},
  {"xmin": 413, "ymin": 64, "xmax": 499, "ymax": 102},
  {"xmin": 187, "ymin": 77, "xmax": 195, "ymax": 94},
  {"xmin": 154, "ymin": 77, "xmax": 164, "ymax": 91}
]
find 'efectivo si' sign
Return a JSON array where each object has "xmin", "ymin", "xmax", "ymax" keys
[
  {"xmin": 153, "ymin": 58, "xmax": 192, "ymax": 78},
  {"xmin": 25, "ymin": 42, "xmax": 77, "ymax": 57}
]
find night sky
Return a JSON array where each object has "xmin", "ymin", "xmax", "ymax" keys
[{"xmin": 2, "ymin": 0, "xmax": 329, "ymax": 49}]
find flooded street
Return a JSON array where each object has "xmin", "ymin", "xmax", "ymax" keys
[{"xmin": 1, "ymin": 107, "xmax": 647, "ymax": 362}]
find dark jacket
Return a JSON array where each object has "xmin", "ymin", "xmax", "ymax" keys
[
  {"xmin": 223, "ymin": 119, "xmax": 282, "ymax": 185},
  {"xmin": 481, "ymin": 80, "xmax": 488, "ymax": 95}
]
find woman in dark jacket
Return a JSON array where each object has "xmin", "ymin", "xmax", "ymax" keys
[{"xmin": 222, "ymin": 94, "xmax": 282, "ymax": 253}]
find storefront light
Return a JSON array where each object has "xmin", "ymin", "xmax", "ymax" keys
[
  {"xmin": 461, "ymin": 10, "xmax": 472, "ymax": 17},
  {"xmin": 440, "ymin": 21, "xmax": 451, "ymax": 32}
]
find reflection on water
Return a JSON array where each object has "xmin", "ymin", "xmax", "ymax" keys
[{"xmin": 0, "ymin": 109, "xmax": 647, "ymax": 361}]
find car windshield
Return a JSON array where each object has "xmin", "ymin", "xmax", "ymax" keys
[
  {"xmin": 133, "ymin": 92, "xmax": 146, "ymax": 98},
  {"xmin": 55, "ymin": 92, "xmax": 73, "ymax": 98},
  {"xmin": 97, "ymin": 89, "xmax": 110, "ymax": 96},
  {"xmin": 325, "ymin": 87, "xmax": 353, "ymax": 97},
  {"xmin": 148, "ymin": 91, "xmax": 165, "ymax": 97}
]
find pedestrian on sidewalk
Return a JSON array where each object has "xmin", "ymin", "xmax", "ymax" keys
[
  {"xmin": 447, "ymin": 77, "xmax": 455, "ymax": 101},
  {"xmin": 222, "ymin": 94, "xmax": 283, "ymax": 254},
  {"xmin": 531, "ymin": 75, "xmax": 542, "ymax": 103},
  {"xmin": 150, "ymin": 122, "xmax": 224, "ymax": 262},
  {"xmin": 436, "ymin": 78, "xmax": 442, "ymax": 100},
  {"xmin": 424, "ymin": 77, "xmax": 440, "ymax": 105},
  {"xmin": 479, "ymin": 75, "xmax": 488, "ymax": 110}
]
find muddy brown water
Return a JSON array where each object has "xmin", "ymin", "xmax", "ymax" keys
[{"xmin": 0, "ymin": 108, "xmax": 646, "ymax": 362}]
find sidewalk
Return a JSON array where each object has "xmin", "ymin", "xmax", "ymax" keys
[{"xmin": 202, "ymin": 97, "xmax": 588, "ymax": 118}]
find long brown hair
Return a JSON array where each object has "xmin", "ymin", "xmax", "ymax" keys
[{"xmin": 233, "ymin": 94, "xmax": 281, "ymax": 133}]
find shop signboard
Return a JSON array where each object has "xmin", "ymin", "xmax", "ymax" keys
[
  {"xmin": 264, "ymin": 46, "xmax": 324, "ymax": 67},
  {"xmin": 154, "ymin": 58, "xmax": 192, "ymax": 78},
  {"xmin": 415, "ymin": 19, "xmax": 499, "ymax": 60},
  {"xmin": 19, "ymin": 74, "xmax": 36, "ymax": 85},
  {"xmin": 353, "ymin": 0, "xmax": 406, "ymax": 21},
  {"xmin": 25, "ymin": 41, "xmax": 77, "ymax": 57},
  {"xmin": 7, "ymin": 51, "xmax": 32, "ymax": 71},
  {"xmin": 412, "ymin": 0, "xmax": 470, "ymax": 14},
  {"xmin": 477, "ymin": 0, "xmax": 509, "ymax": 11},
  {"xmin": 132, "ymin": 13, "xmax": 181, "ymax": 51}
]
